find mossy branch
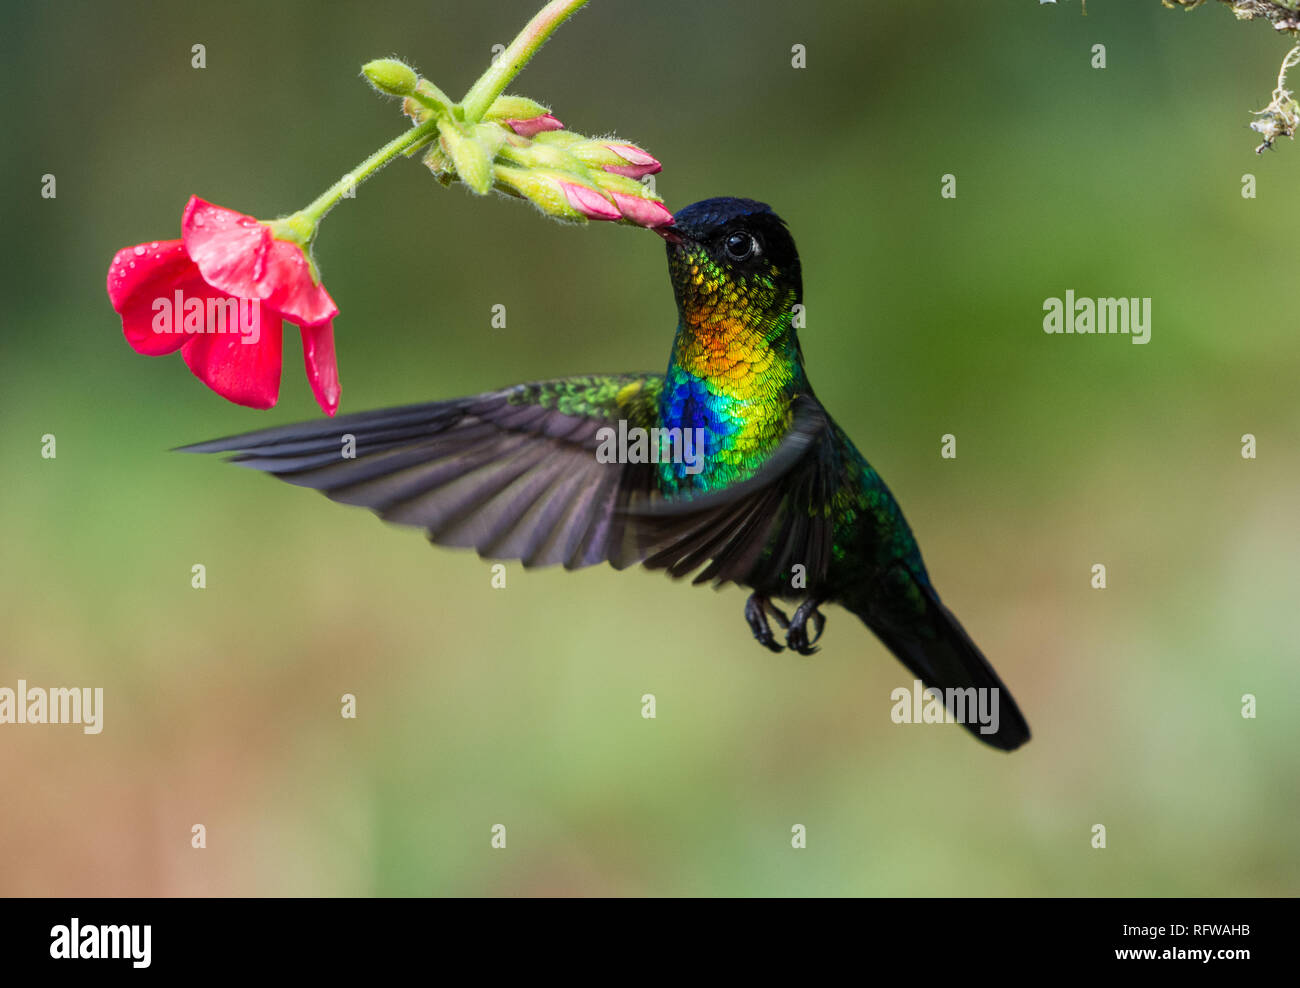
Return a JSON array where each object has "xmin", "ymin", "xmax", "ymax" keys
[
  {"xmin": 1162, "ymin": 1, "xmax": 1300, "ymax": 151},
  {"xmin": 1162, "ymin": 1, "xmax": 1299, "ymax": 28}
]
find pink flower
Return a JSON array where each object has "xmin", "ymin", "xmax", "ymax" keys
[{"xmin": 107, "ymin": 197, "xmax": 341, "ymax": 415}]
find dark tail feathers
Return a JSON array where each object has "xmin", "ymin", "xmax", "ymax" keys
[{"xmin": 856, "ymin": 583, "xmax": 1031, "ymax": 752}]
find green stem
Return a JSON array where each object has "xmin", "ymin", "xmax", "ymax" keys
[
  {"xmin": 410, "ymin": 78, "xmax": 454, "ymax": 117},
  {"xmin": 460, "ymin": 0, "xmax": 589, "ymax": 123},
  {"xmin": 280, "ymin": 0, "xmax": 589, "ymax": 244},
  {"xmin": 294, "ymin": 117, "xmax": 441, "ymax": 229}
]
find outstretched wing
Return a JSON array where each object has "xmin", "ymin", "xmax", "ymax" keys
[
  {"xmin": 180, "ymin": 378, "xmax": 845, "ymax": 588},
  {"xmin": 180, "ymin": 375, "xmax": 665, "ymax": 570}
]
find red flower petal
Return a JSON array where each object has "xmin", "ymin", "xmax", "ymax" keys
[
  {"xmin": 107, "ymin": 241, "xmax": 198, "ymax": 356},
  {"xmin": 181, "ymin": 306, "xmax": 284, "ymax": 409},
  {"xmin": 299, "ymin": 320, "xmax": 340, "ymax": 416},
  {"xmin": 181, "ymin": 196, "xmax": 273, "ymax": 300},
  {"xmin": 264, "ymin": 239, "xmax": 338, "ymax": 327},
  {"xmin": 113, "ymin": 197, "xmax": 346, "ymax": 414}
]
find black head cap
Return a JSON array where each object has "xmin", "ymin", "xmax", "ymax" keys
[
  {"xmin": 671, "ymin": 197, "xmax": 777, "ymax": 236},
  {"xmin": 663, "ymin": 197, "xmax": 801, "ymax": 303}
]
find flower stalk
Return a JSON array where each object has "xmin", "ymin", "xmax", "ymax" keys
[{"xmin": 460, "ymin": 0, "xmax": 590, "ymax": 123}]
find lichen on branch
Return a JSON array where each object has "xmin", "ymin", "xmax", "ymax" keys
[
  {"xmin": 1162, "ymin": 1, "xmax": 1300, "ymax": 29},
  {"xmin": 1162, "ymin": 0, "xmax": 1300, "ymax": 151}
]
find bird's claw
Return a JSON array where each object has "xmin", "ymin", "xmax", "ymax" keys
[
  {"xmin": 786, "ymin": 599, "xmax": 827, "ymax": 655},
  {"xmin": 744, "ymin": 593, "xmax": 790, "ymax": 653}
]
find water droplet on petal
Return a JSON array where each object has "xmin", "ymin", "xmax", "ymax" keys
[
  {"xmin": 194, "ymin": 214, "xmax": 205, "ymax": 227},
  {"xmin": 128, "ymin": 261, "xmax": 136, "ymax": 268},
  {"xmin": 133, "ymin": 245, "xmax": 146, "ymax": 256},
  {"xmin": 150, "ymin": 241, "xmax": 159, "ymax": 249}
]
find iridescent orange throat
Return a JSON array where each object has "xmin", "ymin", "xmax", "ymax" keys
[
  {"xmin": 656, "ymin": 246, "xmax": 807, "ymax": 493},
  {"xmin": 669, "ymin": 245, "xmax": 799, "ymax": 345}
]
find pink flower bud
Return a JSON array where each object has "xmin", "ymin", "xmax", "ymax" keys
[
  {"xmin": 610, "ymin": 194, "xmax": 674, "ymax": 228},
  {"xmin": 504, "ymin": 114, "xmax": 565, "ymax": 137},
  {"xmin": 560, "ymin": 181, "xmax": 621, "ymax": 221},
  {"xmin": 600, "ymin": 142, "xmax": 662, "ymax": 179}
]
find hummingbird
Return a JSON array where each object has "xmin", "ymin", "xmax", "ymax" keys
[{"xmin": 182, "ymin": 197, "xmax": 1030, "ymax": 751}]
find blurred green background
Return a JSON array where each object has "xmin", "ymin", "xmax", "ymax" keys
[{"xmin": 1, "ymin": 0, "xmax": 1297, "ymax": 896}]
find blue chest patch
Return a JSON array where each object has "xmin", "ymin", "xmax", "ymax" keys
[{"xmin": 656, "ymin": 369, "xmax": 742, "ymax": 492}]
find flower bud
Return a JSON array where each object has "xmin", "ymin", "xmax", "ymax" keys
[
  {"xmin": 437, "ymin": 118, "xmax": 495, "ymax": 195},
  {"xmin": 586, "ymin": 171, "xmax": 672, "ymax": 228},
  {"xmin": 497, "ymin": 140, "xmax": 589, "ymax": 175},
  {"xmin": 503, "ymin": 114, "xmax": 564, "ymax": 137},
  {"xmin": 481, "ymin": 94, "xmax": 564, "ymax": 136},
  {"xmin": 362, "ymin": 59, "xmax": 419, "ymax": 97},
  {"xmin": 554, "ymin": 137, "xmax": 662, "ymax": 179},
  {"xmin": 493, "ymin": 165, "xmax": 620, "ymax": 222},
  {"xmin": 609, "ymin": 194, "xmax": 674, "ymax": 228},
  {"xmin": 529, "ymin": 130, "xmax": 583, "ymax": 148},
  {"xmin": 483, "ymin": 95, "xmax": 553, "ymax": 122}
]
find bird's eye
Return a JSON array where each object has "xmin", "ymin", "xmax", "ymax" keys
[{"xmin": 724, "ymin": 231, "xmax": 758, "ymax": 261}]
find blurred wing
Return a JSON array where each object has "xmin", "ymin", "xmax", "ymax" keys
[
  {"xmin": 181, "ymin": 382, "xmax": 844, "ymax": 587},
  {"xmin": 180, "ymin": 375, "xmax": 664, "ymax": 570}
]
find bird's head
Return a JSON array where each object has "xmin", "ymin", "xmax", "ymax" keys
[{"xmin": 658, "ymin": 197, "xmax": 802, "ymax": 341}]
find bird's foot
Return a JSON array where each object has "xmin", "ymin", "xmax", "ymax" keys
[
  {"xmin": 744, "ymin": 593, "xmax": 790, "ymax": 653},
  {"xmin": 786, "ymin": 599, "xmax": 827, "ymax": 655}
]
